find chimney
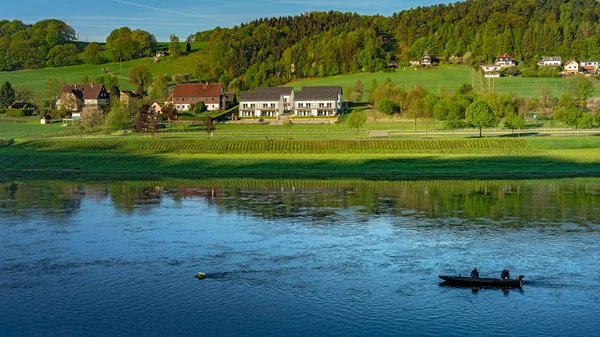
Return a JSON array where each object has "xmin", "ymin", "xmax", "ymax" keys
[{"xmin": 74, "ymin": 83, "xmax": 77, "ymax": 90}]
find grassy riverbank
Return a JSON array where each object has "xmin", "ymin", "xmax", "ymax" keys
[{"xmin": 2, "ymin": 137, "xmax": 600, "ymax": 178}]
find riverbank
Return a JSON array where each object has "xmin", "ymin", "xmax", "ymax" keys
[{"xmin": 2, "ymin": 138, "xmax": 600, "ymax": 178}]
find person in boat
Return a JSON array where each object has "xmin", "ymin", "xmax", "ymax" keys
[
  {"xmin": 470, "ymin": 268, "xmax": 479, "ymax": 278},
  {"xmin": 501, "ymin": 269, "xmax": 510, "ymax": 280}
]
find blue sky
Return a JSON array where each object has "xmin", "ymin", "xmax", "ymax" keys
[{"xmin": 5, "ymin": 0, "xmax": 447, "ymax": 42}]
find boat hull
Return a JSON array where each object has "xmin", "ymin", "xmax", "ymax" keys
[{"xmin": 439, "ymin": 275, "xmax": 522, "ymax": 288}]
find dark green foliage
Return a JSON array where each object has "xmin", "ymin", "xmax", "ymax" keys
[
  {"xmin": 193, "ymin": 101, "xmax": 207, "ymax": 114},
  {"xmin": 0, "ymin": 19, "xmax": 76, "ymax": 70},
  {"xmin": 567, "ymin": 75, "xmax": 594, "ymax": 104},
  {"xmin": 376, "ymin": 99, "xmax": 397, "ymax": 114},
  {"xmin": 186, "ymin": 42, "xmax": 191, "ymax": 53},
  {"xmin": 82, "ymin": 42, "xmax": 105, "ymax": 64},
  {"xmin": 106, "ymin": 27, "xmax": 155, "ymax": 62},
  {"xmin": 0, "ymin": 81, "xmax": 16, "ymax": 108},
  {"xmin": 128, "ymin": 66, "xmax": 153, "ymax": 93},
  {"xmin": 466, "ymin": 100, "xmax": 497, "ymax": 137},
  {"xmin": 46, "ymin": 43, "xmax": 79, "ymax": 67},
  {"xmin": 6, "ymin": 108, "xmax": 33, "ymax": 117}
]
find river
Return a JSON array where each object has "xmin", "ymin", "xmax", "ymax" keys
[{"xmin": 1, "ymin": 178, "xmax": 599, "ymax": 337}]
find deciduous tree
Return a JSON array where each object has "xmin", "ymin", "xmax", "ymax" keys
[
  {"xmin": 128, "ymin": 65, "xmax": 153, "ymax": 94},
  {"xmin": 80, "ymin": 106, "xmax": 105, "ymax": 131},
  {"xmin": 466, "ymin": 100, "xmax": 497, "ymax": 137},
  {"xmin": 346, "ymin": 108, "xmax": 368, "ymax": 137},
  {"xmin": 82, "ymin": 42, "xmax": 104, "ymax": 64},
  {"xmin": 169, "ymin": 34, "xmax": 183, "ymax": 57}
]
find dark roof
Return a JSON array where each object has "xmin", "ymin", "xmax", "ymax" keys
[
  {"xmin": 253, "ymin": 87, "xmax": 294, "ymax": 95},
  {"xmin": 295, "ymin": 90, "xmax": 339, "ymax": 101},
  {"xmin": 300, "ymin": 86, "xmax": 343, "ymax": 95},
  {"xmin": 40, "ymin": 114, "xmax": 52, "ymax": 120},
  {"xmin": 239, "ymin": 91, "xmax": 283, "ymax": 102},
  {"xmin": 169, "ymin": 83, "xmax": 223, "ymax": 98},
  {"xmin": 59, "ymin": 84, "xmax": 106, "ymax": 100},
  {"xmin": 540, "ymin": 56, "xmax": 562, "ymax": 62}
]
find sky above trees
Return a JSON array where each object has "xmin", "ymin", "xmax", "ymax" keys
[{"xmin": 4, "ymin": 0, "xmax": 447, "ymax": 42}]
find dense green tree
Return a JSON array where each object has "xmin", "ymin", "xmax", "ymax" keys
[
  {"xmin": 193, "ymin": 101, "xmax": 207, "ymax": 114},
  {"xmin": 169, "ymin": 34, "xmax": 183, "ymax": 57},
  {"xmin": 45, "ymin": 44, "xmax": 78, "ymax": 67},
  {"xmin": 186, "ymin": 42, "xmax": 191, "ymax": 53},
  {"xmin": 106, "ymin": 104, "xmax": 135, "ymax": 131},
  {"xmin": 0, "ymin": 81, "xmax": 16, "ymax": 108},
  {"xmin": 567, "ymin": 75, "xmax": 594, "ymax": 104},
  {"xmin": 128, "ymin": 65, "xmax": 153, "ymax": 93},
  {"xmin": 346, "ymin": 108, "xmax": 368, "ymax": 137},
  {"xmin": 466, "ymin": 100, "xmax": 497, "ymax": 137},
  {"xmin": 82, "ymin": 42, "xmax": 104, "ymax": 64},
  {"xmin": 106, "ymin": 27, "xmax": 155, "ymax": 62},
  {"xmin": 149, "ymin": 73, "xmax": 170, "ymax": 100}
]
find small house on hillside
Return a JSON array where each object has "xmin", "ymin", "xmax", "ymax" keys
[
  {"xmin": 120, "ymin": 90, "xmax": 142, "ymax": 107},
  {"xmin": 580, "ymin": 60, "xmax": 599, "ymax": 69},
  {"xmin": 494, "ymin": 53, "xmax": 515, "ymax": 67},
  {"xmin": 421, "ymin": 52, "xmax": 432, "ymax": 65},
  {"xmin": 563, "ymin": 60, "xmax": 580, "ymax": 75},
  {"xmin": 538, "ymin": 56, "xmax": 562, "ymax": 67}
]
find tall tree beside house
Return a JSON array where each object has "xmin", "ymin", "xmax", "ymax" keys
[
  {"xmin": 161, "ymin": 104, "xmax": 178, "ymax": 125},
  {"xmin": 169, "ymin": 34, "xmax": 183, "ymax": 57},
  {"xmin": 0, "ymin": 81, "xmax": 16, "ymax": 109},
  {"xmin": 57, "ymin": 92, "xmax": 78, "ymax": 112},
  {"xmin": 128, "ymin": 65, "xmax": 153, "ymax": 94},
  {"xmin": 466, "ymin": 100, "xmax": 497, "ymax": 138},
  {"xmin": 149, "ymin": 73, "xmax": 170, "ymax": 100},
  {"xmin": 43, "ymin": 78, "xmax": 65, "ymax": 108},
  {"xmin": 14, "ymin": 85, "xmax": 37, "ymax": 105},
  {"xmin": 82, "ymin": 42, "xmax": 105, "ymax": 64},
  {"xmin": 133, "ymin": 103, "xmax": 160, "ymax": 136}
]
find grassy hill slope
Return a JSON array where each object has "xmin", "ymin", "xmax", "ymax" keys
[{"xmin": 0, "ymin": 42, "xmax": 208, "ymax": 92}]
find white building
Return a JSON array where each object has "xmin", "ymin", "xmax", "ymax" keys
[
  {"xmin": 293, "ymin": 86, "xmax": 343, "ymax": 117},
  {"xmin": 563, "ymin": 60, "xmax": 580, "ymax": 74},
  {"xmin": 538, "ymin": 56, "xmax": 562, "ymax": 67},
  {"xmin": 238, "ymin": 87, "xmax": 294, "ymax": 117}
]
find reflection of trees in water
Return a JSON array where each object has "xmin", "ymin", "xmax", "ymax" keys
[{"xmin": 1, "ymin": 179, "xmax": 600, "ymax": 225}]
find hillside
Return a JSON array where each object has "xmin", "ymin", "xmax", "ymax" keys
[{"xmin": 0, "ymin": 42, "xmax": 208, "ymax": 92}]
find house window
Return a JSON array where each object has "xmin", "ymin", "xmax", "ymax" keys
[
  {"xmin": 270, "ymin": 103, "xmax": 275, "ymax": 108},
  {"xmin": 262, "ymin": 103, "xmax": 268, "ymax": 109},
  {"xmin": 318, "ymin": 103, "xmax": 324, "ymax": 108},
  {"xmin": 250, "ymin": 104, "xmax": 256, "ymax": 109},
  {"xmin": 327, "ymin": 103, "xmax": 332, "ymax": 108},
  {"xmin": 242, "ymin": 104, "xmax": 248, "ymax": 109},
  {"xmin": 298, "ymin": 103, "xmax": 304, "ymax": 108},
  {"xmin": 306, "ymin": 103, "xmax": 311, "ymax": 108},
  {"xmin": 176, "ymin": 98, "xmax": 180, "ymax": 101}
]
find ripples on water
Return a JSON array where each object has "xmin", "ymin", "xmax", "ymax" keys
[{"xmin": 1, "ymin": 178, "xmax": 600, "ymax": 337}]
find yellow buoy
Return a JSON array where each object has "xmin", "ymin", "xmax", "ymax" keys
[{"xmin": 196, "ymin": 272, "xmax": 207, "ymax": 280}]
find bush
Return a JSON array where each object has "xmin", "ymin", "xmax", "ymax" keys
[
  {"xmin": 0, "ymin": 109, "xmax": 5, "ymax": 114},
  {"xmin": 5, "ymin": 108, "xmax": 32, "ymax": 117},
  {"xmin": 521, "ymin": 69, "xmax": 538, "ymax": 78},
  {"xmin": 376, "ymin": 99, "xmax": 397, "ymax": 114}
]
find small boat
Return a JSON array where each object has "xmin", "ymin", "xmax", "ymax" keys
[{"xmin": 439, "ymin": 275, "xmax": 524, "ymax": 288}]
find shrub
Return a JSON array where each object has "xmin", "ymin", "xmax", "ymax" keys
[
  {"xmin": 5, "ymin": 108, "xmax": 32, "ymax": 116},
  {"xmin": 376, "ymin": 99, "xmax": 397, "ymax": 114},
  {"xmin": 0, "ymin": 109, "xmax": 5, "ymax": 114}
]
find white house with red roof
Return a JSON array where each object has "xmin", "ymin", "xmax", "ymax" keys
[
  {"xmin": 494, "ymin": 53, "xmax": 515, "ymax": 67},
  {"xmin": 167, "ymin": 83, "xmax": 225, "ymax": 111}
]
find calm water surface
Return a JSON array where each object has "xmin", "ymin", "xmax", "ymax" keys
[{"xmin": 1, "ymin": 178, "xmax": 600, "ymax": 337}]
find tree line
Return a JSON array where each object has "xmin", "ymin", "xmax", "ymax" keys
[{"xmin": 190, "ymin": 0, "xmax": 600, "ymax": 90}]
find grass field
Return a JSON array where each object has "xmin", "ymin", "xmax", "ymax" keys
[
  {"xmin": 0, "ymin": 116, "xmax": 67, "ymax": 139},
  {"xmin": 288, "ymin": 66, "xmax": 600, "ymax": 99},
  {"xmin": 2, "ymin": 137, "xmax": 600, "ymax": 178},
  {"xmin": 0, "ymin": 42, "xmax": 208, "ymax": 92}
]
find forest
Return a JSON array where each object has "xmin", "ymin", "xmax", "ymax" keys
[{"xmin": 193, "ymin": 0, "xmax": 600, "ymax": 89}]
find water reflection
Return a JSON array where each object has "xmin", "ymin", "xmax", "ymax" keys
[{"xmin": 3, "ymin": 178, "xmax": 600, "ymax": 225}]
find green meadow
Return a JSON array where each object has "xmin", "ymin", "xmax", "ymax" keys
[
  {"xmin": 0, "ymin": 42, "xmax": 208, "ymax": 92},
  {"xmin": 2, "ymin": 137, "xmax": 600, "ymax": 178},
  {"xmin": 289, "ymin": 66, "xmax": 600, "ymax": 99}
]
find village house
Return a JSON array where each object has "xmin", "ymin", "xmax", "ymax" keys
[
  {"xmin": 481, "ymin": 64, "xmax": 501, "ymax": 78},
  {"xmin": 563, "ymin": 60, "xmax": 580, "ymax": 75},
  {"xmin": 494, "ymin": 53, "xmax": 515, "ymax": 67},
  {"xmin": 120, "ymin": 90, "xmax": 142, "ymax": 107},
  {"xmin": 167, "ymin": 83, "xmax": 224, "ymax": 111},
  {"xmin": 238, "ymin": 87, "xmax": 294, "ymax": 117},
  {"xmin": 293, "ymin": 86, "xmax": 343, "ymax": 117},
  {"xmin": 538, "ymin": 56, "xmax": 562, "ymax": 67},
  {"xmin": 40, "ymin": 114, "xmax": 52, "ymax": 125},
  {"xmin": 56, "ymin": 84, "xmax": 110, "ymax": 111},
  {"xmin": 580, "ymin": 60, "xmax": 599, "ymax": 74},
  {"xmin": 421, "ymin": 52, "xmax": 432, "ymax": 65}
]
